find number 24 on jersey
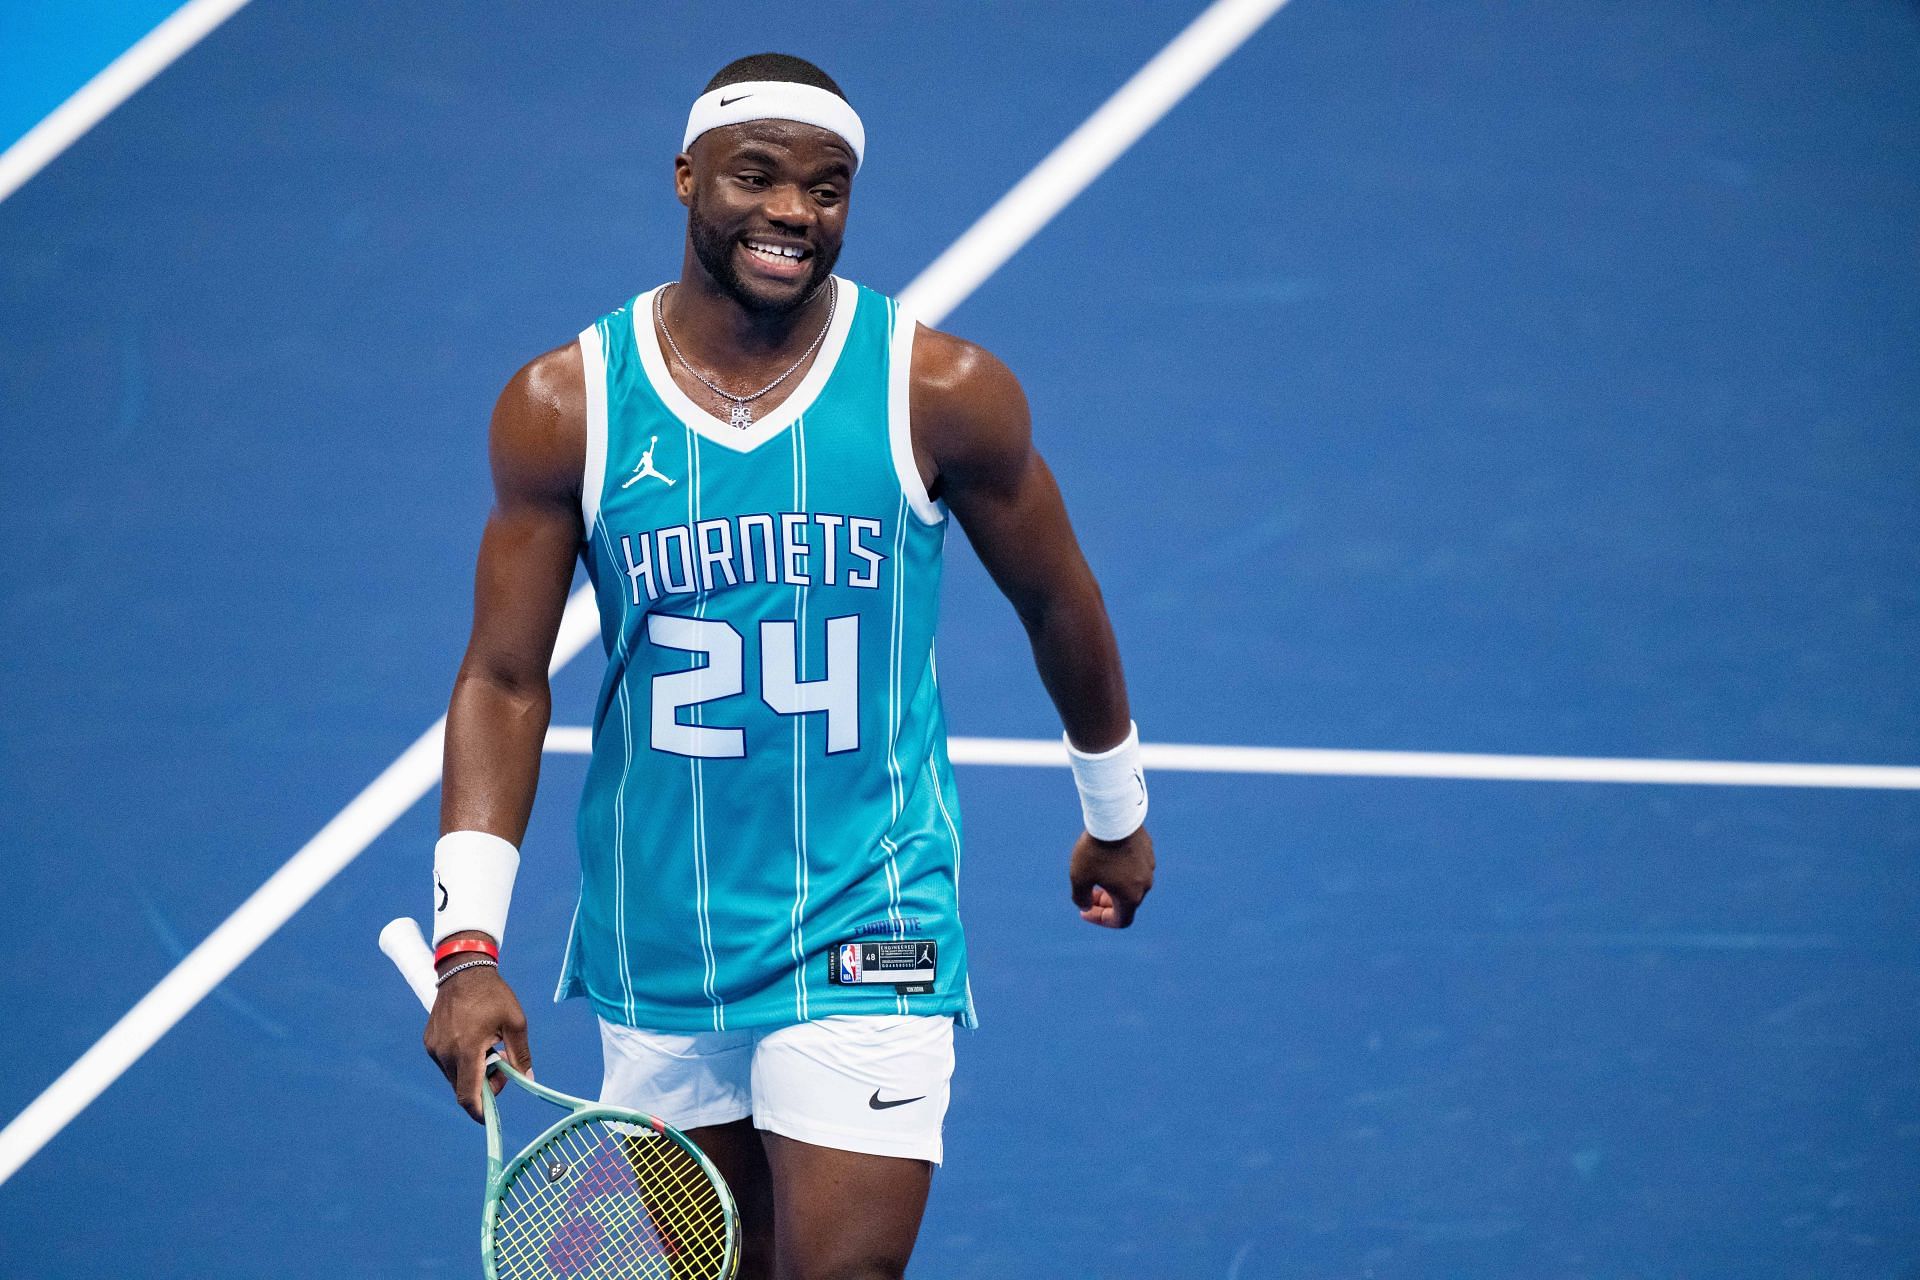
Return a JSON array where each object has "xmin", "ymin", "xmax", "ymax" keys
[{"xmin": 646, "ymin": 613, "xmax": 859, "ymax": 759}]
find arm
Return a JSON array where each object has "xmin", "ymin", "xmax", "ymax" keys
[
  {"xmin": 911, "ymin": 327, "xmax": 1154, "ymax": 928},
  {"xmin": 427, "ymin": 341, "xmax": 585, "ymax": 1119}
]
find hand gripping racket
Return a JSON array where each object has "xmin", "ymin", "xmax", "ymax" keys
[{"xmin": 380, "ymin": 918, "xmax": 741, "ymax": 1280}]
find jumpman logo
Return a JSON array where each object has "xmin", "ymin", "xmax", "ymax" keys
[{"xmin": 621, "ymin": 436, "xmax": 676, "ymax": 489}]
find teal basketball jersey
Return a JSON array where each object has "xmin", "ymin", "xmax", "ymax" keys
[{"xmin": 556, "ymin": 277, "xmax": 975, "ymax": 1032}]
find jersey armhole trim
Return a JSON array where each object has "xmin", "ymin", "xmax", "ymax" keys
[
  {"xmin": 579, "ymin": 321, "xmax": 610, "ymax": 537},
  {"xmin": 888, "ymin": 307, "xmax": 945, "ymax": 526}
]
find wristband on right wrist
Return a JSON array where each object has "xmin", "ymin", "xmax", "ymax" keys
[
  {"xmin": 433, "ymin": 937, "xmax": 499, "ymax": 966},
  {"xmin": 432, "ymin": 830, "xmax": 520, "ymax": 947}
]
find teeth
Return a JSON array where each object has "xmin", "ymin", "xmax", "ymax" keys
[{"xmin": 747, "ymin": 241, "xmax": 804, "ymax": 259}]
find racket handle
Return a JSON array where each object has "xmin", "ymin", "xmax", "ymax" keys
[
  {"xmin": 382, "ymin": 916, "xmax": 509, "ymax": 1079},
  {"xmin": 379, "ymin": 916, "xmax": 440, "ymax": 1013}
]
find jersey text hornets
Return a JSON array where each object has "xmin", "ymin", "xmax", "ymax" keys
[{"xmin": 616, "ymin": 510, "xmax": 890, "ymax": 604}]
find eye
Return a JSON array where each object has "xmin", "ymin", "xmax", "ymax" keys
[
  {"xmin": 737, "ymin": 172, "xmax": 771, "ymax": 189},
  {"xmin": 811, "ymin": 186, "xmax": 842, "ymax": 206}
]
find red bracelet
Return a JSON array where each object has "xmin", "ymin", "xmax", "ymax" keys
[{"xmin": 433, "ymin": 937, "xmax": 499, "ymax": 965}]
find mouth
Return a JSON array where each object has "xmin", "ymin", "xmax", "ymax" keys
[{"xmin": 739, "ymin": 236, "xmax": 812, "ymax": 281}]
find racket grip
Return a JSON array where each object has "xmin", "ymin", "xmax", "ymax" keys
[{"xmin": 379, "ymin": 917, "xmax": 440, "ymax": 1013}]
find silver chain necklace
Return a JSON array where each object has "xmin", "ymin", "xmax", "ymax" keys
[{"xmin": 654, "ymin": 282, "xmax": 836, "ymax": 429}]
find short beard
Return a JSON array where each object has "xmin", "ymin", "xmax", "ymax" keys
[{"xmin": 688, "ymin": 200, "xmax": 839, "ymax": 315}]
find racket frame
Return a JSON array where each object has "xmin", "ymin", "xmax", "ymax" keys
[
  {"xmin": 479, "ymin": 1056, "xmax": 739, "ymax": 1278},
  {"xmin": 381, "ymin": 916, "xmax": 741, "ymax": 1279}
]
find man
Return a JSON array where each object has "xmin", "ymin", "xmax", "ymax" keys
[{"xmin": 422, "ymin": 52, "xmax": 1155, "ymax": 1279}]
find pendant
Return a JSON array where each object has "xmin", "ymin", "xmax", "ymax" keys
[{"xmin": 729, "ymin": 402, "xmax": 754, "ymax": 430}]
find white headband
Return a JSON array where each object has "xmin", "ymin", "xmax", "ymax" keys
[{"xmin": 683, "ymin": 81, "xmax": 865, "ymax": 171}]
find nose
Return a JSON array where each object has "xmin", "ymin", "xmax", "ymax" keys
[{"xmin": 761, "ymin": 180, "xmax": 812, "ymax": 229}]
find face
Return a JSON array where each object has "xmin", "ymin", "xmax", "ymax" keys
[{"xmin": 677, "ymin": 120, "xmax": 854, "ymax": 313}]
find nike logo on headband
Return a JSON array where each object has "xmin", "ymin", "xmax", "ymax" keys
[{"xmin": 718, "ymin": 94, "xmax": 752, "ymax": 107}]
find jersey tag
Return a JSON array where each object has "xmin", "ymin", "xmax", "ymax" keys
[{"xmin": 828, "ymin": 939, "xmax": 937, "ymax": 994}]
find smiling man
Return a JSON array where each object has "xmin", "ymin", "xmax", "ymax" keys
[{"xmin": 419, "ymin": 53, "xmax": 1155, "ymax": 1278}]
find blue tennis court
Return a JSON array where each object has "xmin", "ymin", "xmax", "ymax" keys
[{"xmin": 2, "ymin": 2, "xmax": 1917, "ymax": 1275}]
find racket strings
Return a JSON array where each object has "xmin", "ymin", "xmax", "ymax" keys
[{"xmin": 493, "ymin": 1117, "xmax": 729, "ymax": 1279}]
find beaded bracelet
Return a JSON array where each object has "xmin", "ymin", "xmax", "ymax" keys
[{"xmin": 434, "ymin": 957, "xmax": 499, "ymax": 987}]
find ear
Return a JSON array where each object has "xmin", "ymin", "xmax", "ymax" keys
[{"xmin": 674, "ymin": 153, "xmax": 694, "ymax": 207}]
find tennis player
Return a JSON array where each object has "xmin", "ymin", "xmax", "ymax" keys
[{"xmin": 421, "ymin": 52, "xmax": 1154, "ymax": 1278}]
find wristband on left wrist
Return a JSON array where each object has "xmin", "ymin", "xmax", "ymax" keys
[{"xmin": 1065, "ymin": 720, "xmax": 1149, "ymax": 841}]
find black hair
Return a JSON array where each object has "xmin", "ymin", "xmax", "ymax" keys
[{"xmin": 704, "ymin": 53, "xmax": 846, "ymax": 100}]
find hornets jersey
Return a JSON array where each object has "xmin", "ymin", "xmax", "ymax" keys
[{"xmin": 556, "ymin": 277, "xmax": 975, "ymax": 1032}]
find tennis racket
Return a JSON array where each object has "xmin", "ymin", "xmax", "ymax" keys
[{"xmin": 380, "ymin": 917, "xmax": 741, "ymax": 1280}]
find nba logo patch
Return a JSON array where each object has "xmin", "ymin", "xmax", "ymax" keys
[{"xmin": 838, "ymin": 944, "xmax": 863, "ymax": 984}]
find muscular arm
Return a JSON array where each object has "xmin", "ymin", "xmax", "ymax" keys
[
  {"xmin": 911, "ymin": 328, "xmax": 1129, "ymax": 751},
  {"xmin": 429, "ymin": 340, "xmax": 585, "ymax": 1118},
  {"xmin": 912, "ymin": 327, "xmax": 1153, "ymax": 927},
  {"xmin": 441, "ymin": 343, "xmax": 586, "ymax": 841}
]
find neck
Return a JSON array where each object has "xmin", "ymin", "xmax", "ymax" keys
[{"xmin": 667, "ymin": 243, "xmax": 831, "ymax": 362}]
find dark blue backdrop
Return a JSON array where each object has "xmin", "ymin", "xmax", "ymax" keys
[{"xmin": 2, "ymin": 2, "xmax": 1916, "ymax": 1275}]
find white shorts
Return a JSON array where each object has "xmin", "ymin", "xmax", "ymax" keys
[{"xmin": 598, "ymin": 1014, "xmax": 955, "ymax": 1165}]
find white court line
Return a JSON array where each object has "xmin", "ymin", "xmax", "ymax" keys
[
  {"xmin": 898, "ymin": 0, "xmax": 1292, "ymax": 320},
  {"xmin": 0, "ymin": 0, "xmax": 1291, "ymax": 1188},
  {"xmin": 0, "ymin": 591, "xmax": 598, "ymax": 1191},
  {"xmin": 544, "ymin": 729, "xmax": 1920, "ymax": 791},
  {"xmin": 0, "ymin": 0, "xmax": 255, "ymax": 205}
]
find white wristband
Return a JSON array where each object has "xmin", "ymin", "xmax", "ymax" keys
[
  {"xmin": 1065, "ymin": 721, "xmax": 1149, "ymax": 841},
  {"xmin": 431, "ymin": 830, "xmax": 520, "ymax": 946}
]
